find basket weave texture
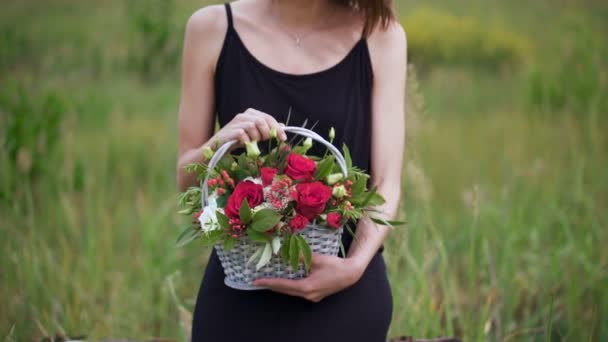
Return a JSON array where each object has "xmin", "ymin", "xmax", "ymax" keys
[{"xmin": 215, "ymin": 224, "xmax": 343, "ymax": 290}]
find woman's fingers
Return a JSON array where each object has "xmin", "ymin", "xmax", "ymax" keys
[
  {"xmin": 246, "ymin": 108, "xmax": 287, "ymax": 141},
  {"xmin": 223, "ymin": 108, "xmax": 287, "ymax": 146}
]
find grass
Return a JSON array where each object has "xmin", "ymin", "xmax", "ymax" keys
[{"xmin": 1, "ymin": 0, "xmax": 607, "ymax": 341}]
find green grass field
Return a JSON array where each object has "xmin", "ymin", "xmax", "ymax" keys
[{"xmin": 1, "ymin": 0, "xmax": 607, "ymax": 341}]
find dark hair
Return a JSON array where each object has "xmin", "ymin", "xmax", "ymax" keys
[{"xmin": 334, "ymin": 0, "xmax": 395, "ymax": 38}]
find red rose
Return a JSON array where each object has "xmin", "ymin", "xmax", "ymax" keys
[
  {"xmin": 294, "ymin": 181, "xmax": 332, "ymax": 220},
  {"xmin": 225, "ymin": 180, "xmax": 264, "ymax": 218},
  {"xmin": 285, "ymin": 153, "xmax": 316, "ymax": 181},
  {"xmin": 326, "ymin": 212, "xmax": 343, "ymax": 229},
  {"xmin": 260, "ymin": 167, "xmax": 278, "ymax": 186},
  {"xmin": 288, "ymin": 214, "xmax": 309, "ymax": 232}
]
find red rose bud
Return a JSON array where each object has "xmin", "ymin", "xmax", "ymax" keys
[
  {"xmin": 225, "ymin": 181, "xmax": 264, "ymax": 219},
  {"xmin": 289, "ymin": 214, "xmax": 309, "ymax": 232},
  {"xmin": 261, "ymin": 167, "xmax": 279, "ymax": 187},
  {"xmin": 285, "ymin": 153, "xmax": 316, "ymax": 181},
  {"xmin": 294, "ymin": 181, "xmax": 332, "ymax": 220},
  {"xmin": 326, "ymin": 212, "xmax": 342, "ymax": 228}
]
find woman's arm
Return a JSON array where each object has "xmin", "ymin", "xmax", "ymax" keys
[
  {"xmin": 176, "ymin": 6, "xmax": 288, "ymax": 191},
  {"xmin": 176, "ymin": 6, "xmax": 227, "ymax": 191},
  {"xmin": 346, "ymin": 19, "xmax": 407, "ymax": 274}
]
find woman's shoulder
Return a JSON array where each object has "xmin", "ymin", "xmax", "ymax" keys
[
  {"xmin": 183, "ymin": 4, "xmax": 231, "ymax": 72},
  {"xmin": 366, "ymin": 18, "xmax": 408, "ymax": 78},
  {"xmin": 185, "ymin": 4, "xmax": 228, "ymax": 42}
]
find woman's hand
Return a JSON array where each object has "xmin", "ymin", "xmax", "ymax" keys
[
  {"xmin": 211, "ymin": 108, "xmax": 288, "ymax": 149},
  {"xmin": 252, "ymin": 254, "xmax": 366, "ymax": 303}
]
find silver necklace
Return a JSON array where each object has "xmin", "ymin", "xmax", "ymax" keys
[{"xmin": 271, "ymin": 4, "xmax": 338, "ymax": 48}]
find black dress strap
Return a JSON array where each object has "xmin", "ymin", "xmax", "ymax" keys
[{"xmin": 224, "ymin": 3, "xmax": 233, "ymax": 28}]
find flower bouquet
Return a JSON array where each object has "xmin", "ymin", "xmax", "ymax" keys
[{"xmin": 177, "ymin": 126, "xmax": 403, "ymax": 290}]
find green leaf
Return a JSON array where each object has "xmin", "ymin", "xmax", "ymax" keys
[
  {"xmin": 256, "ymin": 243, "xmax": 273, "ymax": 270},
  {"xmin": 339, "ymin": 240, "xmax": 346, "ymax": 258},
  {"xmin": 342, "ymin": 143, "xmax": 353, "ymax": 169},
  {"xmin": 216, "ymin": 193, "xmax": 229, "ymax": 208},
  {"xmin": 176, "ymin": 226, "xmax": 201, "ymax": 247},
  {"xmin": 369, "ymin": 217, "xmax": 407, "ymax": 227},
  {"xmin": 367, "ymin": 192, "xmax": 386, "ymax": 206},
  {"xmin": 280, "ymin": 235, "xmax": 291, "ymax": 262},
  {"xmin": 247, "ymin": 229, "xmax": 271, "ymax": 244},
  {"xmin": 239, "ymin": 198, "xmax": 252, "ymax": 224},
  {"xmin": 217, "ymin": 155, "xmax": 235, "ymax": 171},
  {"xmin": 178, "ymin": 208, "xmax": 194, "ymax": 215},
  {"xmin": 216, "ymin": 210, "xmax": 230, "ymax": 229},
  {"xmin": 289, "ymin": 234, "xmax": 300, "ymax": 270},
  {"xmin": 200, "ymin": 230, "xmax": 225, "ymax": 247},
  {"xmin": 223, "ymin": 237, "xmax": 237, "ymax": 251},
  {"xmin": 314, "ymin": 155, "xmax": 335, "ymax": 180},
  {"xmin": 296, "ymin": 235, "xmax": 312, "ymax": 273},
  {"xmin": 251, "ymin": 208, "xmax": 281, "ymax": 232},
  {"xmin": 350, "ymin": 174, "xmax": 368, "ymax": 199},
  {"xmin": 360, "ymin": 186, "xmax": 386, "ymax": 207}
]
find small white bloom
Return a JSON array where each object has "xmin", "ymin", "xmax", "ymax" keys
[
  {"xmin": 245, "ymin": 141, "xmax": 261, "ymax": 158},
  {"xmin": 302, "ymin": 137, "xmax": 313, "ymax": 152},
  {"xmin": 243, "ymin": 176, "xmax": 263, "ymax": 185},
  {"xmin": 198, "ymin": 194, "xmax": 221, "ymax": 232},
  {"xmin": 332, "ymin": 185, "xmax": 348, "ymax": 198},
  {"xmin": 202, "ymin": 146, "xmax": 214, "ymax": 160},
  {"xmin": 326, "ymin": 173, "xmax": 344, "ymax": 185}
]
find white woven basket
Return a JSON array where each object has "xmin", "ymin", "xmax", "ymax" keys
[{"xmin": 201, "ymin": 126, "xmax": 349, "ymax": 290}]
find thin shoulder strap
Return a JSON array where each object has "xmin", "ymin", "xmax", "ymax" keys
[{"xmin": 224, "ymin": 3, "xmax": 233, "ymax": 28}]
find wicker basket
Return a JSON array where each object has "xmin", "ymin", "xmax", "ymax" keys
[{"xmin": 201, "ymin": 126, "xmax": 349, "ymax": 290}]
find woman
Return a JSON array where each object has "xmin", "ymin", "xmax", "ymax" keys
[{"xmin": 176, "ymin": 0, "xmax": 406, "ymax": 341}]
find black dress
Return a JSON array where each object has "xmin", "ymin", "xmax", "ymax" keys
[{"xmin": 191, "ymin": 3, "xmax": 393, "ymax": 341}]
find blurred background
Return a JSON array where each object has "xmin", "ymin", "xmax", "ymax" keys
[{"xmin": 1, "ymin": 0, "xmax": 606, "ymax": 341}]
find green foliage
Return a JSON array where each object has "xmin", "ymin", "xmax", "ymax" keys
[
  {"xmin": 238, "ymin": 198, "xmax": 252, "ymax": 224},
  {"xmin": 250, "ymin": 208, "xmax": 281, "ymax": 232},
  {"xmin": 527, "ymin": 16, "xmax": 607, "ymax": 115},
  {"xmin": 125, "ymin": 0, "xmax": 180, "ymax": 80},
  {"xmin": 0, "ymin": 26, "xmax": 35, "ymax": 73},
  {"xmin": 403, "ymin": 8, "xmax": 532, "ymax": 69},
  {"xmin": 0, "ymin": 81, "xmax": 68, "ymax": 202}
]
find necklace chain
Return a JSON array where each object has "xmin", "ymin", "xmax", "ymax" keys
[{"xmin": 271, "ymin": 3, "xmax": 338, "ymax": 48}]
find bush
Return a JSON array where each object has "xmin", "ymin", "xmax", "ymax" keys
[
  {"xmin": 0, "ymin": 81, "xmax": 68, "ymax": 201},
  {"xmin": 402, "ymin": 8, "xmax": 532, "ymax": 70},
  {"xmin": 527, "ymin": 16, "xmax": 607, "ymax": 115},
  {"xmin": 125, "ymin": 0, "xmax": 180, "ymax": 80}
]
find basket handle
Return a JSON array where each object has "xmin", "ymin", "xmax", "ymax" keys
[{"xmin": 201, "ymin": 126, "xmax": 348, "ymax": 208}]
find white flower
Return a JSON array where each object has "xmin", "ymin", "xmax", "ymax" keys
[
  {"xmin": 332, "ymin": 185, "xmax": 348, "ymax": 198},
  {"xmin": 243, "ymin": 176, "xmax": 263, "ymax": 185},
  {"xmin": 198, "ymin": 194, "xmax": 222, "ymax": 232}
]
